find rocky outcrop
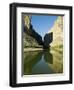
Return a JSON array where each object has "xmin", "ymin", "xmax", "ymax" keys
[
  {"xmin": 44, "ymin": 32, "xmax": 53, "ymax": 48},
  {"xmin": 47, "ymin": 16, "xmax": 63, "ymax": 49},
  {"xmin": 23, "ymin": 15, "xmax": 43, "ymax": 48}
]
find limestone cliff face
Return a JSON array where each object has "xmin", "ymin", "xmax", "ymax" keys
[
  {"xmin": 23, "ymin": 15, "xmax": 43, "ymax": 48},
  {"xmin": 48, "ymin": 16, "xmax": 63, "ymax": 48}
]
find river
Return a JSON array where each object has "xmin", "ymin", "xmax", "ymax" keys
[{"xmin": 23, "ymin": 49, "xmax": 63, "ymax": 75}]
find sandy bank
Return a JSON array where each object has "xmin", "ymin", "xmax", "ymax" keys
[{"xmin": 24, "ymin": 48, "xmax": 43, "ymax": 52}]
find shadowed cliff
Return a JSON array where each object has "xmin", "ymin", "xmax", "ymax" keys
[{"xmin": 23, "ymin": 15, "xmax": 43, "ymax": 48}]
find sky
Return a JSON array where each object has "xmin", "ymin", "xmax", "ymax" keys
[{"xmin": 31, "ymin": 15, "xmax": 58, "ymax": 38}]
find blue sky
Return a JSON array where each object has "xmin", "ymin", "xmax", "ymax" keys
[{"xmin": 31, "ymin": 15, "xmax": 58, "ymax": 38}]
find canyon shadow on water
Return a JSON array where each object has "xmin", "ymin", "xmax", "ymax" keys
[{"xmin": 23, "ymin": 50, "xmax": 63, "ymax": 75}]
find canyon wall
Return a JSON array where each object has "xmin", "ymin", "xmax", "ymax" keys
[
  {"xmin": 47, "ymin": 16, "xmax": 63, "ymax": 49},
  {"xmin": 23, "ymin": 15, "xmax": 43, "ymax": 48}
]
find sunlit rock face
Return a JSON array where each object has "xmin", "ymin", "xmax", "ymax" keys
[
  {"xmin": 24, "ymin": 15, "xmax": 31, "ymax": 29},
  {"xmin": 48, "ymin": 16, "xmax": 63, "ymax": 48}
]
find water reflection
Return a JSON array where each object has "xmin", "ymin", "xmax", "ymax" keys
[
  {"xmin": 44, "ymin": 50, "xmax": 53, "ymax": 64},
  {"xmin": 23, "ymin": 50, "xmax": 63, "ymax": 75}
]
